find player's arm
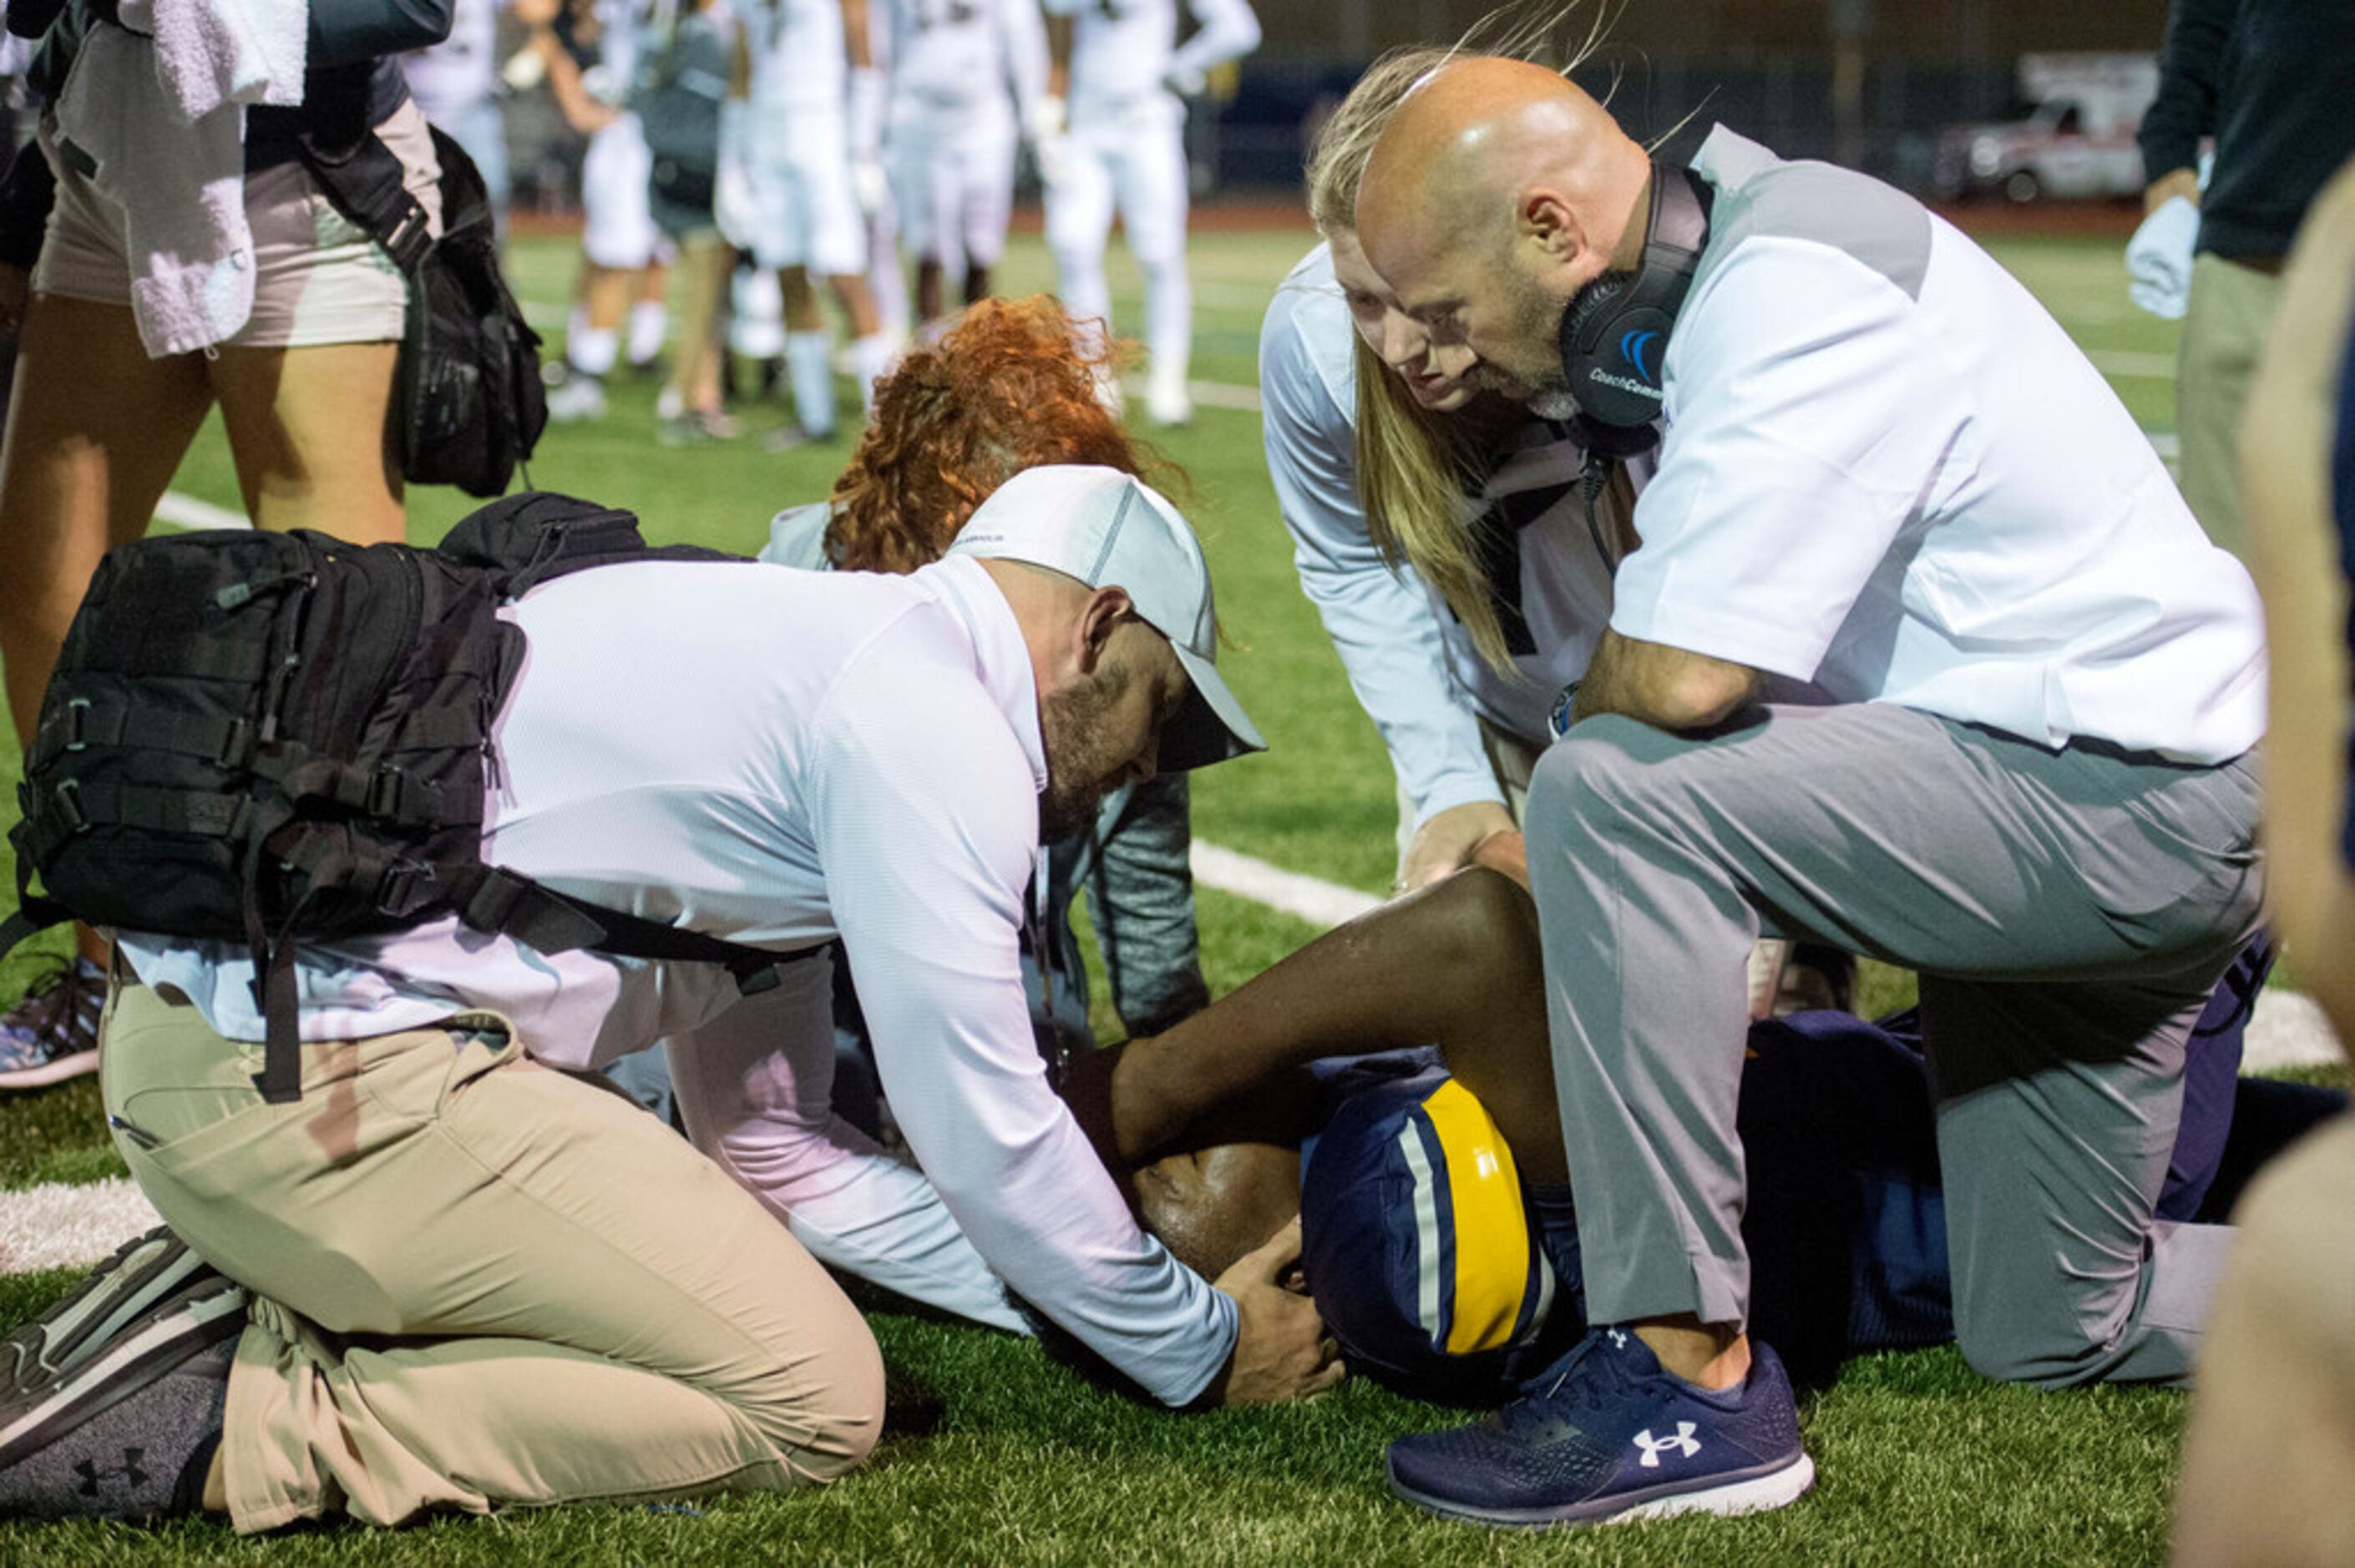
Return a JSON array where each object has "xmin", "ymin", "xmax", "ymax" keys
[
  {"xmin": 1169, "ymin": 0, "xmax": 1258, "ymax": 91},
  {"xmin": 1564, "ymin": 628, "xmax": 1762, "ymax": 732},
  {"xmin": 1079, "ymin": 867, "xmax": 1564, "ymax": 1183},
  {"xmin": 1041, "ymin": 5, "xmax": 1069, "ymax": 100}
]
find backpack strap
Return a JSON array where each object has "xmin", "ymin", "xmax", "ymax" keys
[
  {"xmin": 293, "ymin": 131, "xmax": 435, "ymax": 274},
  {"xmin": 459, "ymin": 867, "xmax": 803, "ymax": 995}
]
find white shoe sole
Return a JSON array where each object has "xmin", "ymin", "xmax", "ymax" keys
[{"xmin": 1390, "ymin": 1449, "xmax": 1816, "ymax": 1529}]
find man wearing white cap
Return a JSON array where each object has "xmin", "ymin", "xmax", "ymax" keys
[{"xmin": 0, "ymin": 468, "xmax": 1337, "ymax": 1531}]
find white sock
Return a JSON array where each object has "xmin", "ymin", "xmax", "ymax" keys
[
  {"xmin": 569, "ymin": 324, "xmax": 620, "ymax": 377},
  {"xmin": 786, "ymin": 331, "xmax": 837, "ymax": 437},
  {"xmin": 1142, "ymin": 255, "xmax": 1192, "ymax": 402},
  {"xmin": 627, "ymin": 301, "xmax": 668, "ymax": 366},
  {"xmin": 732, "ymin": 270, "xmax": 787, "ymax": 361}
]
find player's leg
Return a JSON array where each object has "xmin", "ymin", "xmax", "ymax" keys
[
  {"xmin": 958, "ymin": 99, "xmax": 1019, "ymax": 309},
  {"xmin": 1115, "ymin": 101, "xmax": 1193, "ymax": 427},
  {"xmin": 795, "ymin": 118, "xmax": 891, "ymax": 412},
  {"xmin": 1045, "ymin": 115, "xmax": 1118, "ymax": 402},
  {"xmin": 774, "ymin": 266, "xmax": 838, "ymax": 444},
  {"xmin": 560, "ymin": 114, "xmax": 664, "ymax": 418}
]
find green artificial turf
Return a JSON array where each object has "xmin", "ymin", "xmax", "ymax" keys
[{"xmin": 0, "ymin": 220, "xmax": 2330, "ymax": 1561}]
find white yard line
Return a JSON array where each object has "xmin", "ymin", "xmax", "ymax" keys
[{"xmin": 153, "ymin": 491, "xmax": 250, "ymax": 531}]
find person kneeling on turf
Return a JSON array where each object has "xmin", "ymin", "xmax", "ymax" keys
[{"xmin": 0, "ymin": 467, "xmax": 1334, "ymax": 1531}]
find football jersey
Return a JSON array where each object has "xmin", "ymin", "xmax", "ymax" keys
[
  {"xmin": 884, "ymin": 0, "xmax": 1024, "ymax": 114},
  {"xmin": 744, "ymin": 0, "xmax": 845, "ymax": 112},
  {"xmin": 1045, "ymin": 0, "xmax": 1255, "ymax": 113},
  {"xmin": 402, "ymin": 0, "xmax": 502, "ymax": 118}
]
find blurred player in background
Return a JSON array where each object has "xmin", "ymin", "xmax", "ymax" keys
[
  {"xmin": 1039, "ymin": 0, "xmax": 1259, "ymax": 427},
  {"xmin": 875, "ymin": 0, "xmax": 1049, "ymax": 342},
  {"xmin": 403, "ymin": 0, "xmax": 514, "ymax": 239},
  {"xmin": 724, "ymin": 0, "xmax": 898, "ymax": 447},
  {"xmin": 524, "ymin": 0, "xmax": 676, "ymax": 422}
]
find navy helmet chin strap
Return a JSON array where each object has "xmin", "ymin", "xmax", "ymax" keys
[{"xmin": 1554, "ymin": 160, "xmax": 1714, "ymax": 431}]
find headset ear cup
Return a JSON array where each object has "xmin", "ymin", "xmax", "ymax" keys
[{"xmin": 1552, "ymin": 160, "xmax": 1713, "ymax": 431}]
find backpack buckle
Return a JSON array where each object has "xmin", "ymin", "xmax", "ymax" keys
[
  {"xmin": 63, "ymin": 697, "xmax": 89, "ymax": 752},
  {"xmin": 50, "ymin": 779, "xmax": 87, "ymax": 834},
  {"xmin": 376, "ymin": 859, "xmax": 434, "ymax": 917},
  {"xmin": 368, "ymin": 765, "xmax": 408, "ymax": 819},
  {"xmin": 218, "ymin": 716, "xmax": 251, "ymax": 769}
]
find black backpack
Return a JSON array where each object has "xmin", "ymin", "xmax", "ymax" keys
[{"xmin": 2, "ymin": 493, "xmax": 798, "ymax": 1101}]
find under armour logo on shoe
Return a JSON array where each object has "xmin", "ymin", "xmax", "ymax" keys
[
  {"xmin": 73, "ymin": 1446, "xmax": 149, "ymax": 1495},
  {"xmin": 1632, "ymin": 1423, "xmax": 1700, "ymax": 1468}
]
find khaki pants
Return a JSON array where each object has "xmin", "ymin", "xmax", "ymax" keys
[
  {"xmin": 2175, "ymin": 251, "xmax": 2282, "ymax": 558},
  {"xmin": 99, "ymin": 980, "xmax": 883, "ymax": 1533}
]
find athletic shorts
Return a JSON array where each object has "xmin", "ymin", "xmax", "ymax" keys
[
  {"xmin": 1046, "ymin": 93, "xmax": 1188, "ymax": 266},
  {"xmin": 580, "ymin": 112, "xmax": 675, "ymax": 270},
  {"xmin": 32, "ymin": 100, "xmax": 441, "ymax": 350},
  {"xmin": 887, "ymin": 96, "xmax": 1015, "ymax": 271},
  {"xmin": 747, "ymin": 102, "xmax": 865, "ymax": 276}
]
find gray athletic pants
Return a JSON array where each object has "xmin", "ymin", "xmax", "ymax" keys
[{"xmin": 1525, "ymin": 702, "xmax": 2263, "ymax": 1388}]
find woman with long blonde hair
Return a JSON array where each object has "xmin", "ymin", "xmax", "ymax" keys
[{"xmin": 1263, "ymin": 41, "xmax": 1633, "ymax": 886}]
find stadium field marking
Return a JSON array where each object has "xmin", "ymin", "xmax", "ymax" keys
[{"xmin": 154, "ymin": 492, "xmax": 250, "ymax": 531}]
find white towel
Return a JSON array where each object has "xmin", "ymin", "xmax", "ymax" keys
[
  {"xmin": 128, "ymin": 0, "xmax": 306, "ymax": 119},
  {"xmin": 53, "ymin": 1, "xmax": 307, "ymax": 357}
]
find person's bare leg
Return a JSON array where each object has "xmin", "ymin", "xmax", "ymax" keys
[
  {"xmin": 780, "ymin": 265, "xmax": 821, "ymax": 333},
  {"xmin": 209, "ymin": 341, "xmax": 405, "ymax": 544},
  {"xmin": 0, "ymin": 295, "xmax": 215, "ymax": 966},
  {"xmin": 823, "ymin": 270, "xmax": 881, "ymax": 340},
  {"xmin": 914, "ymin": 257, "xmax": 945, "ymax": 326},
  {"xmin": 582, "ymin": 259, "xmax": 632, "ymax": 334},
  {"xmin": 0, "ymin": 296, "xmax": 215, "ymax": 745}
]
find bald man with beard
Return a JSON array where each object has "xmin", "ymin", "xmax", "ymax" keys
[{"xmin": 1343, "ymin": 58, "xmax": 2269, "ymax": 1527}]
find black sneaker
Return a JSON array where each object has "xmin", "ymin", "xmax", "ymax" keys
[
  {"xmin": 0, "ymin": 955, "xmax": 104, "ymax": 1090},
  {"xmin": 0, "ymin": 1276, "xmax": 245, "ymax": 1520},
  {"xmin": 1385, "ymin": 1326, "xmax": 1814, "ymax": 1528},
  {"xmin": 1, "ymin": 1227, "xmax": 227, "ymax": 1410}
]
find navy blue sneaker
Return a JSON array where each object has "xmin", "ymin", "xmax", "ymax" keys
[{"xmin": 1385, "ymin": 1326, "xmax": 1814, "ymax": 1527}]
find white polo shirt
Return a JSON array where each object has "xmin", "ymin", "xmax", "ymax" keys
[
  {"xmin": 1623, "ymin": 127, "xmax": 2266, "ymax": 762},
  {"xmin": 119, "ymin": 555, "xmax": 1236, "ymax": 1407}
]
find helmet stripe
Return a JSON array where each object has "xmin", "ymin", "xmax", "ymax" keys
[
  {"xmin": 1421, "ymin": 1079, "xmax": 1532, "ymax": 1355},
  {"xmin": 1395, "ymin": 1120, "xmax": 1447, "ymax": 1347}
]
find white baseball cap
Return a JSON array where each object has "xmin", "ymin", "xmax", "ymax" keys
[{"xmin": 946, "ymin": 465, "xmax": 1266, "ymax": 773}]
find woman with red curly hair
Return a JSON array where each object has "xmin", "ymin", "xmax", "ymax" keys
[{"xmin": 805, "ymin": 292, "xmax": 1186, "ymax": 573}]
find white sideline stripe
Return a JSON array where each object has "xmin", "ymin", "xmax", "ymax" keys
[
  {"xmin": 154, "ymin": 492, "xmax": 250, "ymax": 532},
  {"xmin": 0, "ymin": 1179, "xmax": 159, "ymax": 1274},
  {"xmin": 1192, "ymin": 839, "xmax": 1378, "ymax": 928}
]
